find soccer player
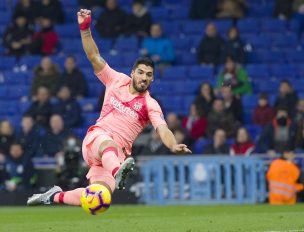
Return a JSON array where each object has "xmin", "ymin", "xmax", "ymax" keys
[{"xmin": 27, "ymin": 9, "xmax": 191, "ymax": 206}]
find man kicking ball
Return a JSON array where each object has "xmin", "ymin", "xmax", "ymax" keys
[{"xmin": 27, "ymin": 9, "xmax": 191, "ymax": 207}]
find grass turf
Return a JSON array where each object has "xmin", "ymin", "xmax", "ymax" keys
[{"xmin": 0, "ymin": 205, "xmax": 303, "ymax": 232}]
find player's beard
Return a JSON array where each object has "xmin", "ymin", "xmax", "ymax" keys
[{"xmin": 132, "ymin": 78, "xmax": 149, "ymax": 93}]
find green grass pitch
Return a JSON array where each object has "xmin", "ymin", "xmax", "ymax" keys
[{"xmin": 0, "ymin": 205, "xmax": 303, "ymax": 232}]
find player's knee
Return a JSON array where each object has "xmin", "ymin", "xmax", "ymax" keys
[{"xmin": 98, "ymin": 140, "xmax": 118, "ymax": 156}]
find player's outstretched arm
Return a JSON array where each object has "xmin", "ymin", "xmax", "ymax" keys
[
  {"xmin": 156, "ymin": 125, "xmax": 192, "ymax": 154},
  {"xmin": 78, "ymin": 9, "xmax": 106, "ymax": 73}
]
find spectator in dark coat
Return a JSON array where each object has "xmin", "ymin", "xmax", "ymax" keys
[
  {"xmin": 41, "ymin": 115, "xmax": 69, "ymax": 157},
  {"xmin": 3, "ymin": 15, "xmax": 33, "ymax": 56},
  {"xmin": 12, "ymin": 0, "xmax": 37, "ymax": 24},
  {"xmin": 30, "ymin": 17, "xmax": 59, "ymax": 55},
  {"xmin": 16, "ymin": 115, "xmax": 42, "ymax": 158},
  {"xmin": 190, "ymin": 0, "xmax": 217, "ymax": 19},
  {"xmin": 294, "ymin": 99, "xmax": 304, "ymax": 124},
  {"xmin": 223, "ymin": 27, "xmax": 245, "ymax": 64},
  {"xmin": 274, "ymin": 0, "xmax": 293, "ymax": 20},
  {"xmin": 125, "ymin": 0, "xmax": 152, "ymax": 38},
  {"xmin": 221, "ymin": 87, "xmax": 244, "ymax": 123},
  {"xmin": 95, "ymin": 0, "xmax": 127, "ymax": 38},
  {"xmin": 197, "ymin": 22, "xmax": 226, "ymax": 66},
  {"xmin": 53, "ymin": 86, "xmax": 82, "ymax": 128},
  {"xmin": 57, "ymin": 56, "xmax": 88, "ymax": 99},
  {"xmin": 79, "ymin": 0, "xmax": 105, "ymax": 8},
  {"xmin": 25, "ymin": 87, "xmax": 53, "ymax": 128},
  {"xmin": 206, "ymin": 98, "xmax": 239, "ymax": 138},
  {"xmin": 256, "ymin": 108, "xmax": 297, "ymax": 154},
  {"xmin": 203, "ymin": 129, "xmax": 230, "ymax": 154},
  {"xmin": 295, "ymin": 119, "xmax": 304, "ymax": 151},
  {"xmin": 274, "ymin": 80, "xmax": 298, "ymax": 118},
  {"xmin": 31, "ymin": 57, "xmax": 61, "ymax": 97},
  {"xmin": 35, "ymin": 0, "xmax": 65, "ymax": 24},
  {"xmin": 4, "ymin": 142, "xmax": 36, "ymax": 191},
  {"xmin": 0, "ymin": 120, "xmax": 15, "ymax": 161},
  {"xmin": 217, "ymin": 0, "xmax": 247, "ymax": 19},
  {"xmin": 253, "ymin": 92, "xmax": 274, "ymax": 126},
  {"xmin": 182, "ymin": 104, "xmax": 208, "ymax": 140},
  {"xmin": 193, "ymin": 83, "xmax": 215, "ymax": 116},
  {"xmin": 140, "ymin": 130, "xmax": 170, "ymax": 155}
]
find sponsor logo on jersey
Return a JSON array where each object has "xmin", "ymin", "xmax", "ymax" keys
[
  {"xmin": 110, "ymin": 96, "xmax": 139, "ymax": 119},
  {"xmin": 133, "ymin": 102, "xmax": 143, "ymax": 111}
]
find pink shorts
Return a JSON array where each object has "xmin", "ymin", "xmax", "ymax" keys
[{"xmin": 82, "ymin": 126, "xmax": 126, "ymax": 192}]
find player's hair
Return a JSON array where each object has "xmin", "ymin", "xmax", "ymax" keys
[{"xmin": 132, "ymin": 57, "xmax": 155, "ymax": 71}]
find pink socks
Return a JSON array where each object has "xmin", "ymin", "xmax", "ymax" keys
[{"xmin": 101, "ymin": 147, "xmax": 120, "ymax": 177}]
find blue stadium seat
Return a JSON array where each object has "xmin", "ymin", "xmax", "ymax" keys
[
  {"xmin": 284, "ymin": 51, "xmax": 304, "ymax": 63},
  {"xmin": 88, "ymin": 83, "xmax": 105, "ymax": 97},
  {"xmin": 150, "ymin": 81, "xmax": 172, "ymax": 96},
  {"xmin": 175, "ymin": 52, "xmax": 197, "ymax": 65},
  {"xmin": 189, "ymin": 35, "xmax": 202, "ymax": 49},
  {"xmin": 188, "ymin": 65, "xmax": 213, "ymax": 79},
  {"xmin": 0, "ymin": 100, "xmax": 19, "ymax": 114},
  {"xmin": 0, "ymin": 11, "xmax": 11, "ymax": 24},
  {"xmin": 61, "ymin": 0, "xmax": 78, "ymax": 7},
  {"xmin": 272, "ymin": 34, "xmax": 298, "ymax": 48},
  {"xmin": 172, "ymin": 82, "xmax": 198, "ymax": 95},
  {"xmin": 78, "ymin": 98, "xmax": 98, "ymax": 112},
  {"xmin": 7, "ymin": 85, "xmax": 29, "ymax": 99},
  {"xmin": 171, "ymin": 37, "xmax": 191, "ymax": 51},
  {"xmin": 244, "ymin": 124, "xmax": 262, "ymax": 141},
  {"xmin": 194, "ymin": 138, "xmax": 212, "ymax": 154},
  {"xmin": 243, "ymin": 109, "xmax": 254, "ymax": 124},
  {"xmin": 247, "ymin": 4, "xmax": 273, "ymax": 17},
  {"xmin": 246, "ymin": 64, "xmax": 269, "ymax": 79},
  {"xmin": 288, "ymin": 19, "xmax": 301, "ymax": 34},
  {"xmin": 213, "ymin": 20, "xmax": 233, "ymax": 34},
  {"xmin": 261, "ymin": 19, "xmax": 287, "ymax": 33},
  {"xmin": 102, "ymin": 54, "xmax": 124, "ymax": 67},
  {"xmin": 237, "ymin": 18, "xmax": 260, "ymax": 34},
  {"xmin": 257, "ymin": 81, "xmax": 280, "ymax": 93},
  {"xmin": 121, "ymin": 53, "xmax": 139, "ymax": 67},
  {"xmin": 0, "ymin": 56, "xmax": 16, "ymax": 70},
  {"xmin": 247, "ymin": 35, "xmax": 271, "ymax": 49},
  {"xmin": 73, "ymin": 127, "xmax": 87, "ymax": 139},
  {"xmin": 83, "ymin": 113, "xmax": 100, "ymax": 127},
  {"xmin": 170, "ymin": 7, "xmax": 189, "ymax": 20},
  {"xmin": 55, "ymin": 24, "xmax": 79, "ymax": 38},
  {"xmin": 19, "ymin": 101, "xmax": 32, "ymax": 114},
  {"xmin": 248, "ymin": 51, "xmax": 285, "ymax": 64},
  {"xmin": 61, "ymin": 39, "xmax": 83, "ymax": 54},
  {"xmin": 160, "ymin": 21, "xmax": 181, "ymax": 36},
  {"xmin": 114, "ymin": 37, "xmax": 138, "ymax": 52},
  {"xmin": 163, "ymin": 66, "xmax": 187, "ymax": 79},
  {"xmin": 183, "ymin": 94, "xmax": 196, "ymax": 109},
  {"xmin": 0, "ymin": 86, "xmax": 8, "ymax": 98},
  {"xmin": 2, "ymin": 71, "xmax": 28, "ymax": 85},
  {"xmin": 18, "ymin": 55, "xmax": 41, "ymax": 69},
  {"xmin": 242, "ymin": 94, "xmax": 258, "ymax": 109},
  {"xmin": 290, "ymin": 80, "xmax": 304, "ymax": 92},
  {"xmin": 150, "ymin": 8, "xmax": 170, "ymax": 21},
  {"xmin": 181, "ymin": 20, "xmax": 205, "ymax": 35},
  {"xmin": 157, "ymin": 96, "xmax": 183, "ymax": 113},
  {"xmin": 270, "ymin": 64, "xmax": 295, "ymax": 78}
]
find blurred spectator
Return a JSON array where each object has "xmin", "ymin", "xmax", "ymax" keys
[
  {"xmin": 140, "ymin": 130, "xmax": 170, "ymax": 155},
  {"xmin": 257, "ymin": 108, "xmax": 297, "ymax": 154},
  {"xmin": 223, "ymin": 27, "xmax": 245, "ymax": 64},
  {"xmin": 4, "ymin": 143, "xmax": 37, "ymax": 191},
  {"xmin": 53, "ymin": 86, "xmax": 82, "ymax": 128},
  {"xmin": 95, "ymin": 0, "xmax": 127, "ymax": 38},
  {"xmin": 25, "ymin": 87, "xmax": 53, "ymax": 128},
  {"xmin": 142, "ymin": 24, "xmax": 175, "ymax": 65},
  {"xmin": 253, "ymin": 92, "xmax": 274, "ymax": 127},
  {"xmin": 295, "ymin": 119, "xmax": 304, "ymax": 151},
  {"xmin": 197, "ymin": 22, "xmax": 225, "ymax": 66},
  {"xmin": 217, "ymin": 57, "xmax": 252, "ymax": 96},
  {"xmin": 3, "ymin": 15, "xmax": 33, "ymax": 56},
  {"xmin": 293, "ymin": 0, "xmax": 304, "ymax": 34},
  {"xmin": 16, "ymin": 115, "xmax": 42, "ymax": 158},
  {"xmin": 274, "ymin": 80, "xmax": 298, "ymax": 118},
  {"xmin": 182, "ymin": 104, "xmax": 207, "ymax": 140},
  {"xmin": 56, "ymin": 134, "xmax": 83, "ymax": 189},
  {"xmin": 31, "ymin": 57, "xmax": 61, "ymax": 97},
  {"xmin": 206, "ymin": 98, "xmax": 239, "ymax": 138},
  {"xmin": 30, "ymin": 17, "xmax": 59, "ymax": 55},
  {"xmin": 35, "ymin": 0, "xmax": 65, "ymax": 24},
  {"xmin": 174, "ymin": 127, "xmax": 191, "ymax": 147},
  {"xmin": 57, "ymin": 56, "xmax": 88, "ymax": 99},
  {"xmin": 13, "ymin": 0, "xmax": 37, "ymax": 24},
  {"xmin": 217, "ymin": 0, "xmax": 247, "ymax": 19},
  {"xmin": 79, "ymin": 0, "xmax": 105, "ymax": 8},
  {"xmin": 267, "ymin": 151, "xmax": 304, "ymax": 204},
  {"xmin": 189, "ymin": 0, "xmax": 217, "ymax": 19},
  {"xmin": 274, "ymin": 0, "xmax": 293, "ymax": 20},
  {"xmin": 166, "ymin": 112, "xmax": 181, "ymax": 132},
  {"xmin": 125, "ymin": 0, "xmax": 152, "ymax": 38},
  {"xmin": 193, "ymin": 83, "xmax": 215, "ymax": 116},
  {"xmin": 294, "ymin": 99, "xmax": 304, "ymax": 124},
  {"xmin": 221, "ymin": 87, "xmax": 244, "ymax": 123},
  {"xmin": 0, "ymin": 120, "xmax": 15, "ymax": 161},
  {"xmin": 40, "ymin": 114, "xmax": 69, "ymax": 157},
  {"xmin": 230, "ymin": 127, "xmax": 255, "ymax": 156},
  {"xmin": 203, "ymin": 129, "xmax": 230, "ymax": 154}
]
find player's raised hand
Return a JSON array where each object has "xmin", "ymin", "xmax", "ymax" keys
[
  {"xmin": 171, "ymin": 144, "xmax": 192, "ymax": 154},
  {"xmin": 77, "ymin": 9, "xmax": 91, "ymax": 30}
]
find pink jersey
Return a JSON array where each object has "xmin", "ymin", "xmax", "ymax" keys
[{"xmin": 90, "ymin": 64, "xmax": 166, "ymax": 156}]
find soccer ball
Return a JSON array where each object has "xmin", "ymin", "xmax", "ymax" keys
[{"xmin": 80, "ymin": 184, "xmax": 112, "ymax": 215}]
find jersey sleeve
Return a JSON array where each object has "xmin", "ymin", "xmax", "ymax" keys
[
  {"xmin": 147, "ymin": 98, "xmax": 167, "ymax": 130},
  {"xmin": 95, "ymin": 63, "xmax": 120, "ymax": 86}
]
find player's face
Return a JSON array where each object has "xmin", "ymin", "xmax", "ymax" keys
[{"xmin": 131, "ymin": 64, "xmax": 154, "ymax": 93}]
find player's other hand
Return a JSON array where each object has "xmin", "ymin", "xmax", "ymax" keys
[
  {"xmin": 171, "ymin": 144, "xmax": 192, "ymax": 154},
  {"xmin": 77, "ymin": 9, "xmax": 91, "ymax": 25}
]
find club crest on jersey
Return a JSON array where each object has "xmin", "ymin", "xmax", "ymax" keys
[{"xmin": 133, "ymin": 102, "xmax": 143, "ymax": 111}]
